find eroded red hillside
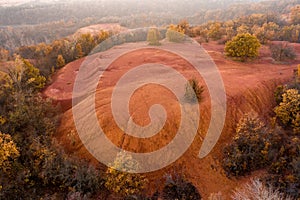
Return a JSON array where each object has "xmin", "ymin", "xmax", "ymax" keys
[{"xmin": 44, "ymin": 41, "xmax": 298, "ymax": 199}]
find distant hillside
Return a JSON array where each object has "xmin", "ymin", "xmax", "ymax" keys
[
  {"xmin": 0, "ymin": 0, "xmax": 299, "ymax": 51},
  {"xmin": 0, "ymin": 0, "xmax": 264, "ymax": 26},
  {"xmin": 0, "ymin": 20, "xmax": 95, "ymax": 51},
  {"xmin": 188, "ymin": 0, "xmax": 300, "ymax": 24}
]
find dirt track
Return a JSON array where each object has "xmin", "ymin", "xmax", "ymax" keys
[{"xmin": 44, "ymin": 41, "xmax": 298, "ymax": 198}]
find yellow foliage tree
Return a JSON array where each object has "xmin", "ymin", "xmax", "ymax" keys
[
  {"xmin": 56, "ymin": 54, "xmax": 65, "ymax": 69},
  {"xmin": 208, "ymin": 22, "xmax": 224, "ymax": 40},
  {"xmin": 105, "ymin": 152, "xmax": 148, "ymax": 197},
  {"xmin": 166, "ymin": 24, "xmax": 185, "ymax": 43},
  {"xmin": 235, "ymin": 113, "xmax": 265, "ymax": 138},
  {"xmin": 225, "ymin": 33, "xmax": 261, "ymax": 62},
  {"xmin": 0, "ymin": 132, "xmax": 19, "ymax": 172},
  {"xmin": 75, "ymin": 43, "xmax": 84, "ymax": 59},
  {"xmin": 178, "ymin": 20, "xmax": 189, "ymax": 33},
  {"xmin": 274, "ymin": 89, "xmax": 300, "ymax": 134},
  {"xmin": 237, "ymin": 24, "xmax": 250, "ymax": 35},
  {"xmin": 95, "ymin": 30, "xmax": 110, "ymax": 44},
  {"xmin": 6, "ymin": 56, "xmax": 46, "ymax": 92},
  {"xmin": 280, "ymin": 25, "xmax": 300, "ymax": 43},
  {"xmin": 253, "ymin": 22, "xmax": 279, "ymax": 44},
  {"xmin": 77, "ymin": 33, "xmax": 95, "ymax": 55},
  {"xmin": 224, "ymin": 21, "xmax": 236, "ymax": 41}
]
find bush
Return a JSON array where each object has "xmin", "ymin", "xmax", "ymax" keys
[
  {"xmin": 274, "ymin": 89, "xmax": 300, "ymax": 133},
  {"xmin": 6, "ymin": 57, "xmax": 46, "ymax": 93},
  {"xmin": 270, "ymin": 42, "xmax": 296, "ymax": 62},
  {"xmin": 208, "ymin": 22, "xmax": 224, "ymax": 40},
  {"xmin": 56, "ymin": 54, "xmax": 66, "ymax": 68},
  {"xmin": 0, "ymin": 132, "xmax": 19, "ymax": 173},
  {"xmin": 73, "ymin": 161, "xmax": 104, "ymax": 194},
  {"xmin": 40, "ymin": 152, "xmax": 104, "ymax": 195},
  {"xmin": 105, "ymin": 152, "xmax": 148, "ymax": 197},
  {"xmin": 166, "ymin": 29, "xmax": 185, "ymax": 43},
  {"xmin": 223, "ymin": 80, "xmax": 300, "ymax": 197},
  {"xmin": 225, "ymin": 33, "xmax": 261, "ymax": 62},
  {"xmin": 222, "ymin": 113, "xmax": 300, "ymax": 197},
  {"xmin": 147, "ymin": 28, "xmax": 161, "ymax": 46},
  {"xmin": 222, "ymin": 114, "xmax": 269, "ymax": 176},
  {"xmin": 274, "ymin": 85, "xmax": 287, "ymax": 105},
  {"xmin": 265, "ymin": 134, "xmax": 300, "ymax": 198},
  {"xmin": 1, "ymin": 94, "xmax": 58, "ymax": 135},
  {"xmin": 184, "ymin": 79, "xmax": 204, "ymax": 103},
  {"xmin": 0, "ymin": 58, "xmax": 104, "ymax": 198},
  {"xmin": 161, "ymin": 174, "xmax": 201, "ymax": 200},
  {"xmin": 232, "ymin": 179, "xmax": 293, "ymax": 200},
  {"xmin": 0, "ymin": 137, "xmax": 104, "ymax": 199},
  {"xmin": 166, "ymin": 24, "xmax": 185, "ymax": 43}
]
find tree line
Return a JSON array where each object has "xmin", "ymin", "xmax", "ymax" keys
[
  {"xmin": 187, "ymin": 7, "xmax": 300, "ymax": 44},
  {"xmin": 1, "ymin": 0, "xmax": 299, "ymax": 53}
]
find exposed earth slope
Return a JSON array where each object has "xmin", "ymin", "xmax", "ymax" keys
[{"xmin": 44, "ymin": 41, "xmax": 298, "ymax": 198}]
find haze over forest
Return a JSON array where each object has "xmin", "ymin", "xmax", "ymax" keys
[{"xmin": 1, "ymin": 0, "xmax": 299, "ymax": 51}]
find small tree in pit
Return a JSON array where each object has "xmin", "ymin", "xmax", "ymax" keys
[{"xmin": 184, "ymin": 78, "xmax": 204, "ymax": 103}]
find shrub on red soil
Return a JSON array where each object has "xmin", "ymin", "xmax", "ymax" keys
[
  {"xmin": 161, "ymin": 174, "xmax": 202, "ymax": 200},
  {"xmin": 222, "ymin": 114, "xmax": 269, "ymax": 176},
  {"xmin": 184, "ymin": 78, "xmax": 204, "ymax": 103},
  {"xmin": 270, "ymin": 42, "xmax": 296, "ymax": 62},
  {"xmin": 225, "ymin": 33, "xmax": 261, "ymax": 62}
]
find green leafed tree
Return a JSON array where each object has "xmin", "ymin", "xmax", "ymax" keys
[{"xmin": 225, "ymin": 33, "xmax": 261, "ymax": 62}]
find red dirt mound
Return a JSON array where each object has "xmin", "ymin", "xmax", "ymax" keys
[{"xmin": 44, "ymin": 41, "xmax": 298, "ymax": 199}]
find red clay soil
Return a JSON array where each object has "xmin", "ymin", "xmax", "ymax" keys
[{"xmin": 44, "ymin": 41, "xmax": 298, "ymax": 199}]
